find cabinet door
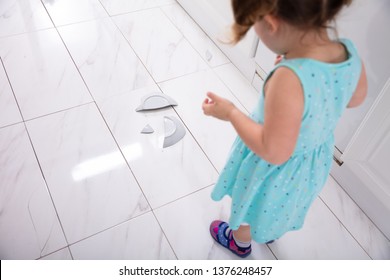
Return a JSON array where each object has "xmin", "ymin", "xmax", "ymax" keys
[
  {"xmin": 332, "ymin": 79, "xmax": 390, "ymax": 239},
  {"xmin": 254, "ymin": 40, "xmax": 275, "ymax": 76},
  {"xmin": 334, "ymin": 0, "xmax": 390, "ymax": 152},
  {"xmin": 331, "ymin": 0, "xmax": 390, "ymax": 239}
]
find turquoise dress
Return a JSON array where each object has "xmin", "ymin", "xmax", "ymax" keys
[{"xmin": 211, "ymin": 39, "xmax": 362, "ymax": 243}]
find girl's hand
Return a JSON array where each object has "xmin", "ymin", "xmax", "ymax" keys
[{"xmin": 202, "ymin": 92, "xmax": 237, "ymax": 121}]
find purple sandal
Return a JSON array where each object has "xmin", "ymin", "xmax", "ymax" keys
[{"xmin": 209, "ymin": 220, "xmax": 252, "ymax": 258}]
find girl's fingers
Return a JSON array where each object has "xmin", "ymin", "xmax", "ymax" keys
[
  {"xmin": 203, "ymin": 98, "xmax": 214, "ymax": 105},
  {"xmin": 207, "ymin": 92, "xmax": 219, "ymax": 101}
]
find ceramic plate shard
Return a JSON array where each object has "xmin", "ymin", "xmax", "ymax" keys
[
  {"xmin": 136, "ymin": 93, "xmax": 178, "ymax": 112},
  {"xmin": 141, "ymin": 124, "xmax": 154, "ymax": 134},
  {"xmin": 163, "ymin": 116, "xmax": 186, "ymax": 148}
]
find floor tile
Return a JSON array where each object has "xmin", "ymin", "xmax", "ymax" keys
[
  {"xmin": 213, "ymin": 63, "xmax": 261, "ymax": 113},
  {"xmin": 155, "ymin": 186, "xmax": 276, "ymax": 259},
  {"xmin": 25, "ymin": 103, "xmax": 150, "ymax": 244},
  {"xmin": 113, "ymin": 8, "xmax": 208, "ymax": 83},
  {"xmin": 159, "ymin": 69, "xmax": 247, "ymax": 172},
  {"xmin": 98, "ymin": 86, "xmax": 219, "ymax": 208},
  {"xmin": 42, "ymin": 0, "xmax": 108, "ymax": 27},
  {"xmin": 0, "ymin": 29, "xmax": 92, "ymax": 120},
  {"xmin": 320, "ymin": 176, "xmax": 390, "ymax": 259},
  {"xmin": 58, "ymin": 18, "xmax": 155, "ymax": 101},
  {"xmin": 0, "ymin": 123, "xmax": 67, "ymax": 259},
  {"xmin": 99, "ymin": 0, "xmax": 176, "ymax": 16},
  {"xmin": 161, "ymin": 4, "xmax": 229, "ymax": 68},
  {"xmin": 0, "ymin": 61, "xmax": 22, "ymax": 127},
  {"xmin": 268, "ymin": 194, "xmax": 371, "ymax": 259},
  {"xmin": 40, "ymin": 247, "xmax": 73, "ymax": 260},
  {"xmin": 70, "ymin": 212, "xmax": 176, "ymax": 259},
  {"xmin": 0, "ymin": 0, "xmax": 53, "ymax": 38}
]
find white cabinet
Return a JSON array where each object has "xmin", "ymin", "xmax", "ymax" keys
[
  {"xmin": 254, "ymin": 40, "xmax": 275, "ymax": 78},
  {"xmin": 333, "ymin": 79, "xmax": 390, "ymax": 239},
  {"xmin": 252, "ymin": 40, "xmax": 276, "ymax": 92},
  {"xmin": 332, "ymin": 0, "xmax": 390, "ymax": 239},
  {"xmin": 334, "ymin": 0, "xmax": 390, "ymax": 152}
]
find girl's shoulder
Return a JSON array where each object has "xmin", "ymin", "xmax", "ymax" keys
[
  {"xmin": 267, "ymin": 38, "xmax": 361, "ymax": 84},
  {"xmin": 279, "ymin": 38, "xmax": 360, "ymax": 69},
  {"xmin": 338, "ymin": 38, "xmax": 360, "ymax": 58}
]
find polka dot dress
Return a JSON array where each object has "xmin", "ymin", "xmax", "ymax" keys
[{"xmin": 211, "ymin": 39, "xmax": 362, "ymax": 244}]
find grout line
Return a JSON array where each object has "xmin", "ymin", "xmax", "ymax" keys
[
  {"xmin": 152, "ymin": 184, "xmax": 215, "ymax": 212},
  {"xmin": 64, "ymin": 210, "xmax": 154, "ymax": 248},
  {"xmin": 2, "ymin": 52, "xmax": 74, "ymax": 258},
  {"xmin": 48, "ymin": 15, "xmax": 111, "ymax": 29},
  {"xmin": 23, "ymin": 101, "xmax": 95, "ymax": 123},
  {"xmin": 155, "ymin": 68, "xmax": 210, "ymax": 84},
  {"xmin": 158, "ymin": 5, "xmax": 210, "ymax": 67},
  {"xmin": 97, "ymin": 0, "xmax": 110, "ymax": 16},
  {"xmin": 109, "ymin": 10, "xmax": 159, "ymax": 87},
  {"xmin": 150, "ymin": 183, "xmax": 216, "ymax": 260},
  {"xmin": 211, "ymin": 61, "xmax": 232, "ymax": 69},
  {"xmin": 23, "ymin": 120, "xmax": 73, "ymax": 256},
  {"xmin": 265, "ymin": 244, "xmax": 278, "ymax": 260},
  {"xmin": 329, "ymin": 174, "xmax": 390, "ymax": 243},
  {"xmin": 37, "ymin": 246, "xmax": 72, "ymax": 260},
  {"xmin": 98, "ymin": 1, "xmax": 179, "ymax": 18},
  {"xmin": 148, "ymin": 212, "xmax": 179, "ymax": 260},
  {"xmin": 210, "ymin": 66, "xmax": 251, "ymax": 115},
  {"xmin": 65, "ymin": 209, "xmax": 180, "ymax": 260},
  {"xmin": 174, "ymin": 1, "xmax": 232, "ymax": 64},
  {"xmin": 0, "ymin": 57, "xmax": 25, "ymax": 122},
  {"xmin": 159, "ymin": 3, "xmax": 230, "ymax": 69},
  {"xmin": 318, "ymin": 188, "xmax": 373, "ymax": 259},
  {"xmin": 0, "ymin": 121, "xmax": 24, "ymax": 130},
  {"xmin": 0, "ymin": 26, "xmax": 56, "ymax": 40}
]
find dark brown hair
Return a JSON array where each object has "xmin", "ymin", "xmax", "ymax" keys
[{"xmin": 231, "ymin": 0, "xmax": 352, "ymax": 43}]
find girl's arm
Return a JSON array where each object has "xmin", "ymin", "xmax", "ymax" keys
[
  {"xmin": 347, "ymin": 62, "xmax": 367, "ymax": 108},
  {"xmin": 202, "ymin": 67, "xmax": 303, "ymax": 165}
]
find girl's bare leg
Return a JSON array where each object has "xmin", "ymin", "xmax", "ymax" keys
[{"xmin": 233, "ymin": 224, "xmax": 251, "ymax": 242}]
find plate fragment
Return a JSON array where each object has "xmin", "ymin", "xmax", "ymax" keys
[
  {"xmin": 141, "ymin": 124, "xmax": 154, "ymax": 134},
  {"xmin": 163, "ymin": 116, "xmax": 186, "ymax": 148},
  {"xmin": 136, "ymin": 93, "xmax": 178, "ymax": 112}
]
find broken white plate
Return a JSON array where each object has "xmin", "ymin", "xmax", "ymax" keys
[
  {"xmin": 136, "ymin": 93, "xmax": 178, "ymax": 112},
  {"xmin": 141, "ymin": 124, "xmax": 154, "ymax": 134},
  {"xmin": 163, "ymin": 116, "xmax": 186, "ymax": 148}
]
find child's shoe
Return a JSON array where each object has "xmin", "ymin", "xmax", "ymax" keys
[{"xmin": 209, "ymin": 220, "xmax": 251, "ymax": 258}]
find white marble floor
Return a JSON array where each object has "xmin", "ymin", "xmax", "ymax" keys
[{"xmin": 0, "ymin": 0, "xmax": 389, "ymax": 260}]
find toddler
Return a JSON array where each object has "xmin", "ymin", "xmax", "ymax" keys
[{"xmin": 202, "ymin": 0, "xmax": 367, "ymax": 258}]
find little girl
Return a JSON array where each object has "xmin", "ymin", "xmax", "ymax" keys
[{"xmin": 202, "ymin": 0, "xmax": 367, "ymax": 258}]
